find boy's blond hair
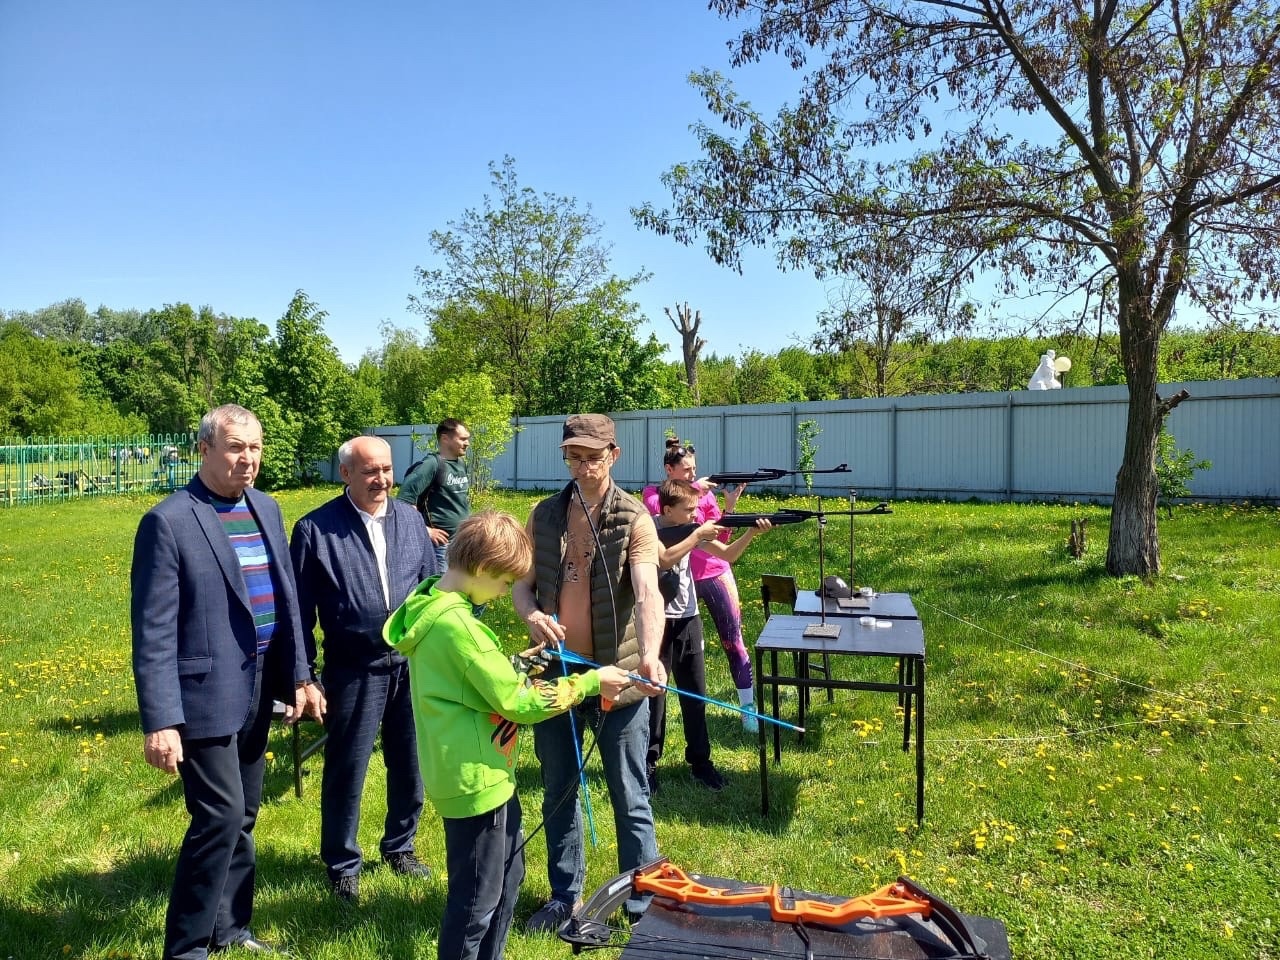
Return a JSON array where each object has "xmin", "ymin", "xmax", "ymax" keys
[
  {"xmin": 657, "ymin": 477, "xmax": 700, "ymax": 512},
  {"xmin": 446, "ymin": 509, "xmax": 533, "ymax": 578}
]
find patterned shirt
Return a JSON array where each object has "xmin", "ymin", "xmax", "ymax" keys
[{"xmin": 213, "ymin": 495, "xmax": 277, "ymax": 655}]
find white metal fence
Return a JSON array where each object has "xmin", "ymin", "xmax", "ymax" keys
[{"xmin": 366, "ymin": 377, "xmax": 1279, "ymax": 504}]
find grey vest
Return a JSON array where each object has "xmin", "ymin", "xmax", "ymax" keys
[{"xmin": 530, "ymin": 481, "xmax": 648, "ymax": 708}]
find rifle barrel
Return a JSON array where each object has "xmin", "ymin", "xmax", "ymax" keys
[{"xmin": 706, "ymin": 464, "xmax": 852, "ymax": 485}]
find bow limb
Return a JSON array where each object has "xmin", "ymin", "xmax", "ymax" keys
[{"xmin": 561, "ymin": 860, "xmax": 996, "ymax": 960}]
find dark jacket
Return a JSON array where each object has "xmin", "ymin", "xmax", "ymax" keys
[
  {"xmin": 290, "ymin": 493, "xmax": 437, "ymax": 671},
  {"xmin": 131, "ymin": 475, "xmax": 308, "ymax": 740}
]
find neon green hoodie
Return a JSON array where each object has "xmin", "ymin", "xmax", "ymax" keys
[{"xmin": 384, "ymin": 576, "xmax": 600, "ymax": 819}]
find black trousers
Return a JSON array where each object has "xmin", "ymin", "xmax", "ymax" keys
[
  {"xmin": 165, "ymin": 670, "xmax": 273, "ymax": 960},
  {"xmin": 439, "ymin": 794, "xmax": 524, "ymax": 960},
  {"xmin": 319, "ymin": 660, "xmax": 423, "ymax": 880},
  {"xmin": 647, "ymin": 615, "xmax": 711, "ymax": 768}
]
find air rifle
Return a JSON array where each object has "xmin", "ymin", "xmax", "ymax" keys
[
  {"xmin": 706, "ymin": 463, "xmax": 851, "ymax": 485},
  {"xmin": 716, "ymin": 502, "xmax": 892, "ymax": 527},
  {"xmin": 656, "ymin": 504, "xmax": 891, "ymax": 544}
]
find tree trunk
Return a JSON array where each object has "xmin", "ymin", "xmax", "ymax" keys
[
  {"xmin": 1106, "ymin": 394, "xmax": 1161, "ymax": 575},
  {"xmin": 665, "ymin": 303, "xmax": 706, "ymax": 403},
  {"xmin": 1105, "ymin": 288, "xmax": 1162, "ymax": 576}
]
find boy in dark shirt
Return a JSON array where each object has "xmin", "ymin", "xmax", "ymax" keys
[{"xmin": 647, "ymin": 478, "xmax": 770, "ymax": 793}]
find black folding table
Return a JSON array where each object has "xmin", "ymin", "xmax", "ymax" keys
[{"xmin": 755, "ymin": 613, "xmax": 926, "ymax": 822}]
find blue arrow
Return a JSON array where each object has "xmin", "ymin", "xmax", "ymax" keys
[{"xmin": 551, "ymin": 646, "xmax": 806, "ymax": 733}]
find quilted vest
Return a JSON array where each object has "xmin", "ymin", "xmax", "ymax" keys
[{"xmin": 530, "ymin": 481, "xmax": 648, "ymax": 708}]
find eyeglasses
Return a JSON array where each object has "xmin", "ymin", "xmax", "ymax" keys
[{"xmin": 564, "ymin": 454, "xmax": 611, "ymax": 467}]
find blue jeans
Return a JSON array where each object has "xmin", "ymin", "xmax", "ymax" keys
[
  {"xmin": 532, "ymin": 696, "xmax": 657, "ymax": 914},
  {"xmin": 319, "ymin": 661, "xmax": 423, "ymax": 880},
  {"xmin": 439, "ymin": 795, "xmax": 524, "ymax": 960}
]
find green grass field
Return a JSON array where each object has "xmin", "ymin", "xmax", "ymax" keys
[{"xmin": 1, "ymin": 488, "xmax": 1277, "ymax": 959}]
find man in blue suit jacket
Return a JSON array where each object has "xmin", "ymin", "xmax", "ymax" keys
[
  {"xmin": 132, "ymin": 404, "xmax": 324, "ymax": 960},
  {"xmin": 290, "ymin": 435, "xmax": 437, "ymax": 902}
]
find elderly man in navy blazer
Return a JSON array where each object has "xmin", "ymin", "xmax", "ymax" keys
[
  {"xmin": 132, "ymin": 404, "xmax": 324, "ymax": 960},
  {"xmin": 290, "ymin": 435, "xmax": 438, "ymax": 903}
]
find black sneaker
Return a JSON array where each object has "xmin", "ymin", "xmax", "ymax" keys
[
  {"xmin": 330, "ymin": 873, "xmax": 359, "ymax": 903},
  {"xmin": 525, "ymin": 898, "xmax": 578, "ymax": 934},
  {"xmin": 210, "ymin": 933, "xmax": 293, "ymax": 956},
  {"xmin": 690, "ymin": 762, "xmax": 727, "ymax": 791},
  {"xmin": 645, "ymin": 762, "xmax": 659, "ymax": 796},
  {"xmin": 382, "ymin": 851, "xmax": 431, "ymax": 877}
]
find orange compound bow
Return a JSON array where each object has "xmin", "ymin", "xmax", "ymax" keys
[
  {"xmin": 632, "ymin": 860, "xmax": 933, "ymax": 926},
  {"xmin": 560, "ymin": 857, "xmax": 1009, "ymax": 959}
]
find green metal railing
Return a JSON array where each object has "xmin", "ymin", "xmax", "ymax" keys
[{"xmin": 0, "ymin": 434, "xmax": 201, "ymax": 507}]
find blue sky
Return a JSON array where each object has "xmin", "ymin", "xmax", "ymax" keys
[{"xmin": 0, "ymin": 1, "xmax": 833, "ymax": 363}]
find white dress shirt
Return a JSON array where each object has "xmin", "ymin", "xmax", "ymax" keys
[{"xmin": 348, "ymin": 493, "xmax": 390, "ymax": 609}]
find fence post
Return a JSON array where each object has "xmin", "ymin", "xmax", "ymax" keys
[
  {"xmin": 889, "ymin": 401, "xmax": 898, "ymax": 500},
  {"xmin": 1005, "ymin": 392, "xmax": 1014, "ymax": 502}
]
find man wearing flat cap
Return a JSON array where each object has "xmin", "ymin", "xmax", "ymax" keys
[{"xmin": 513, "ymin": 413, "xmax": 667, "ymax": 932}]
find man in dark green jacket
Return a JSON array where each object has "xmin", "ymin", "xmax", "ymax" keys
[{"xmin": 397, "ymin": 418, "xmax": 471, "ymax": 571}]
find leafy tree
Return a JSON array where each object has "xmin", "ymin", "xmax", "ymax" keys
[
  {"xmin": 410, "ymin": 156, "xmax": 650, "ymax": 416},
  {"xmin": 737, "ymin": 349, "xmax": 806, "ymax": 404},
  {"xmin": 530, "ymin": 299, "xmax": 672, "ymax": 416},
  {"xmin": 266, "ymin": 290, "xmax": 352, "ymax": 483},
  {"xmin": 815, "ymin": 231, "xmax": 976, "ymax": 397},
  {"xmin": 215, "ymin": 317, "xmax": 275, "ymax": 400},
  {"xmin": 10, "ymin": 298, "xmax": 93, "ymax": 341},
  {"xmin": 85, "ymin": 303, "xmax": 225, "ymax": 433},
  {"xmin": 914, "ymin": 337, "xmax": 1046, "ymax": 394},
  {"xmin": 367, "ymin": 323, "xmax": 451, "ymax": 425},
  {"xmin": 1160, "ymin": 321, "xmax": 1280, "ymax": 382},
  {"xmin": 636, "ymin": 0, "xmax": 1280, "ymax": 576},
  {"xmin": 345, "ymin": 357, "xmax": 389, "ymax": 431},
  {"xmin": 1155, "ymin": 429, "xmax": 1212, "ymax": 517},
  {"xmin": 412, "ymin": 373, "xmax": 517, "ymax": 494},
  {"xmin": 88, "ymin": 305, "xmax": 147, "ymax": 347},
  {"xmin": 0, "ymin": 322, "xmax": 143, "ymax": 436},
  {"xmin": 775, "ymin": 346, "xmax": 833, "ymax": 400},
  {"xmin": 213, "ymin": 318, "xmax": 298, "ymax": 490},
  {"xmin": 695, "ymin": 353, "xmax": 741, "ymax": 406},
  {"xmin": 151, "ymin": 303, "xmax": 219, "ymax": 412},
  {"xmin": 90, "ymin": 337, "xmax": 190, "ymax": 433},
  {"xmin": 244, "ymin": 395, "xmax": 301, "ymax": 492},
  {"xmin": 685, "ymin": 350, "xmax": 807, "ymax": 405},
  {"xmin": 795, "ymin": 419, "xmax": 820, "ymax": 492},
  {"xmin": 0, "ymin": 323, "xmax": 85, "ymax": 436}
]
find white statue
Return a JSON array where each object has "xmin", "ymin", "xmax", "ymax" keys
[{"xmin": 1028, "ymin": 349, "xmax": 1062, "ymax": 390}]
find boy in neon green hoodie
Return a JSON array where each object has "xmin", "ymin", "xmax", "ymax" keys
[{"xmin": 385, "ymin": 509, "xmax": 629, "ymax": 960}]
